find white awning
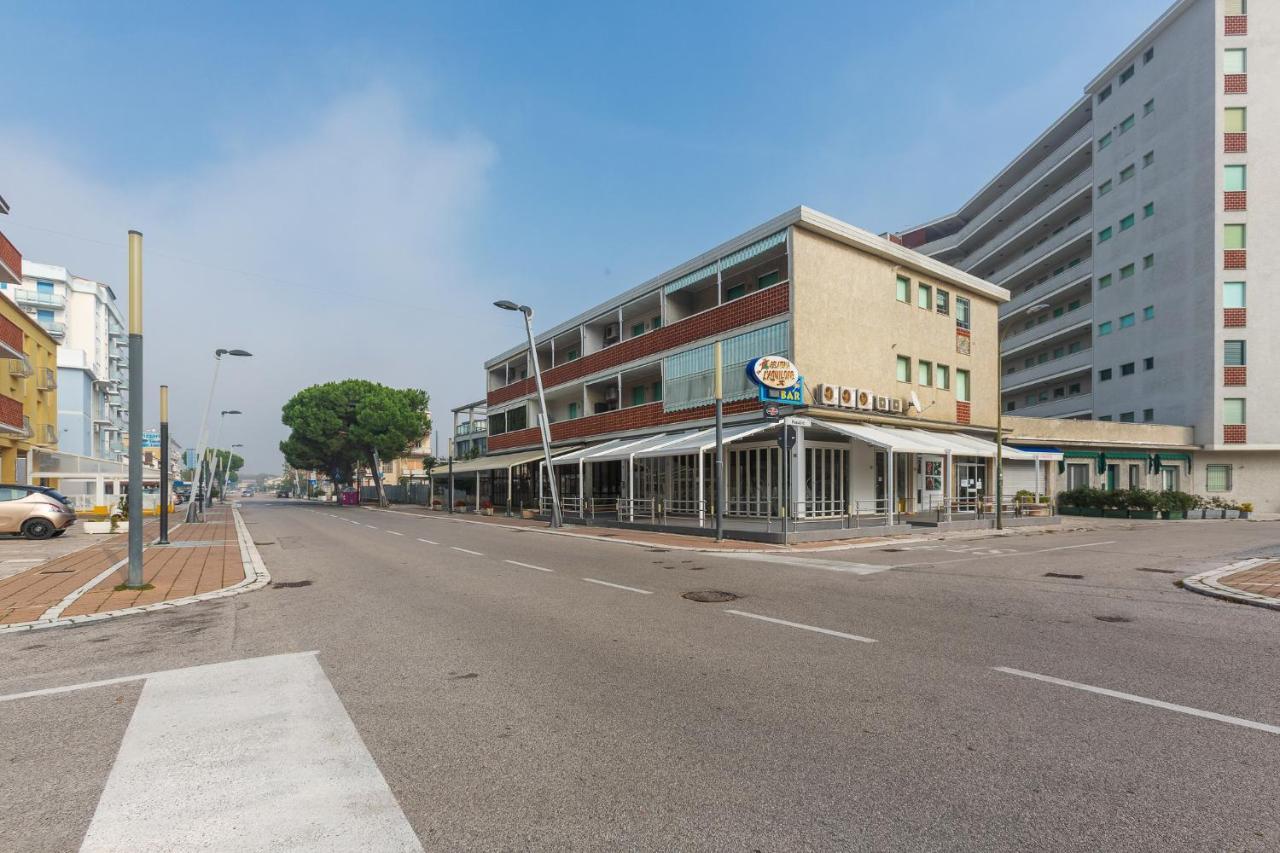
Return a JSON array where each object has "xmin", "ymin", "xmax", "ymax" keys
[
  {"xmin": 632, "ymin": 422, "xmax": 775, "ymax": 458},
  {"xmin": 544, "ymin": 438, "xmax": 641, "ymax": 467},
  {"xmin": 589, "ymin": 430, "xmax": 704, "ymax": 462},
  {"xmin": 813, "ymin": 420, "xmax": 951, "ymax": 454},
  {"xmin": 430, "ymin": 447, "xmax": 577, "ymax": 476}
]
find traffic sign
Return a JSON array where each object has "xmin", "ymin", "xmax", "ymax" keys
[
  {"xmin": 762, "ymin": 402, "xmax": 794, "ymax": 421},
  {"xmin": 777, "ymin": 427, "xmax": 797, "ymax": 450},
  {"xmin": 783, "ymin": 416, "xmax": 812, "ymax": 428}
]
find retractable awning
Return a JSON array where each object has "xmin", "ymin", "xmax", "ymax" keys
[
  {"xmin": 814, "ymin": 420, "xmax": 971, "ymax": 455},
  {"xmin": 544, "ymin": 438, "xmax": 639, "ymax": 467},
  {"xmin": 588, "ymin": 430, "xmax": 704, "ymax": 462},
  {"xmin": 632, "ymin": 422, "xmax": 776, "ymax": 458},
  {"xmin": 430, "ymin": 447, "xmax": 578, "ymax": 476}
]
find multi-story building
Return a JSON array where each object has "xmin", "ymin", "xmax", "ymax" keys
[
  {"xmin": 452, "ymin": 400, "xmax": 488, "ymax": 458},
  {"xmin": 12, "ymin": 262, "xmax": 128, "ymax": 460},
  {"xmin": 0, "ymin": 199, "xmax": 59, "ymax": 482},
  {"xmin": 896, "ymin": 0, "xmax": 1271, "ymax": 503}
]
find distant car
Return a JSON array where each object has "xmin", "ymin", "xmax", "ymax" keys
[
  {"xmin": 241, "ymin": 488, "xmax": 254, "ymax": 497},
  {"xmin": 0, "ymin": 484, "xmax": 78, "ymax": 539},
  {"xmin": 276, "ymin": 490, "xmax": 291, "ymax": 498}
]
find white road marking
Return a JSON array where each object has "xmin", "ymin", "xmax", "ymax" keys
[
  {"xmin": 993, "ymin": 667, "xmax": 1280, "ymax": 735},
  {"xmin": 416, "ymin": 538, "xmax": 437, "ymax": 545},
  {"xmin": 1033, "ymin": 540, "xmax": 1117, "ymax": 553},
  {"xmin": 450, "ymin": 546, "xmax": 484, "ymax": 556},
  {"xmin": 39, "ymin": 558, "xmax": 128, "ymax": 621},
  {"xmin": 722, "ymin": 553, "xmax": 891, "ymax": 575},
  {"xmin": 81, "ymin": 652, "xmax": 423, "ymax": 851},
  {"xmin": 365, "ymin": 524, "xmax": 378, "ymax": 529},
  {"xmin": 0, "ymin": 671, "xmax": 150, "ymax": 704},
  {"xmin": 387, "ymin": 531, "xmax": 404, "ymax": 536},
  {"xmin": 583, "ymin": 577, "xmax": 653, "ymax": 594},
  {"xmin": 724, "ymin": 609, "xmax": 877, "ymax": 643},
  {"xmin": 505, "ymin": 560, "xmax": 553, "ymax": 573}
]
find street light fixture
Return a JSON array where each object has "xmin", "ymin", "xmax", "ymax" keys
[
  {"xmin": 494, "ymin": 300, "xmax": 562, "ymax": 528},
  {"xmin": 995, "ymin": 302, "xmax": 1052, "ymax": 530},
  {"xmin": 210, "ymin": 410, "xmax": 242, "ymax": 503},
  {"xmin": 221, "ymin": 443, "xmax": 245, "ymax": 501},
  {"xmin": 187, "ymin": 348, "xmax": 253, "ymax": 521}
]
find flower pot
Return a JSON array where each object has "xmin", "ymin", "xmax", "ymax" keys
[
  {"xmin": 84, "ymin": 520, "xmax": 126, "ymax": 534},
  {"xmin": 1128, "ymin": 510, "xmax": 1159, "ymax": 520},
  {"xmin": 1103, "ymin": 509, "xmax": 1130, "ymax": 518},
  {"xmin": 1239, "ymin": 511, "xmax": 1251, "ymax": 520},
  {"xmin": 1162, "ymin": 511, "xmax": 1185, "ymax": 520},
  {"xmin": 521, "ymin": 509, "xmax": 537, "ymax": 520}
]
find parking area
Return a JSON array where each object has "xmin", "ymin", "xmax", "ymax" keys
[{"xmin": 0, "ymin": 525, "xmax": 95, "ymax": 581}]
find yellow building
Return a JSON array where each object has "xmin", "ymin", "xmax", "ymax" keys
[{"xmin": 0, "ymin": 297, "xmax": 59, "ymax": 482}]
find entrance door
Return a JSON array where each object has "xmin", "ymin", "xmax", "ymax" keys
[
  {"xmin": 894, "ymin": 453, "xmax": 910, "ymax": 513},
  {"xmin": 957, "ymin": 460, "xmax": 984, "ymax": 509}
]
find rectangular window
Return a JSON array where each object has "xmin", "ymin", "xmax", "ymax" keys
[
  {"xmin": 651, "ymin": 316, "xmax": 662, "ymax": 330},
  {"xmin": 1098, "ymin": 227, "xmax": 1113, "ymax": 243},
  {"xmin": 955, "ymin": 369, "xmax": 970, "ymax": 402},
  {"xmin": 1120, "ymin": 114, "xmax": 1135, "ymax": 133},
  {"xmin": 1097, "ymin": 84, "xmax": 1111, "ymax": 104},
  {"xmin": 757, "ymin": 271, "xmax": 781, "ymax": 289},
  {"xmin": 631, "ymin": 322, "xmax": 646, "ymax": 338},
  {"xmin": 1225, "ymin": 165, "xmax": 1247, "ymax": 191},
  {"xmin": 1143, "ymin": 408, "xmax": 1154, "ymax": 422},
  {"xmin": 1069, "ymin": 383, "xmax": 1081, "ymax": 394},
  {"xmin": 1120, "ymin": 313, "xmax": 1135, "ymax": 328},
  {"xmin": 1053, "ymin": 307, "xmax": 1064, "ymax": 318},
  {"xmin": 1144, "ymin": 357, "xmax": 1154, "ymax": 370},
  {"xmin": 1120, "ymin": 412, "xmax": 1135, "ymax": 423},
  {"xmin": 1143, "ymin": 305, "xmax": 1154, "ymax": 320},
  {"xmin": 1206, "ymin": 464, "xmax": 1233, "ymax": 492},
  {"xmin": 1224, "ymin": 281, "xmax": 1246, "ymax": 307},
  {"xmin": 1098, "ymin": 180, "xmax": 1112, "ymax": 196},
  {"xmin": 936, "ymin": 364, "xmax": 950, "ymax": 390},
  {"xmin": 568, "ymin": 402, "xmax": 579, "ymax": 419},
  {"xmin": 1143, "ymin": 98, "xmax": 1155, "ymax": 116},
  {"xmin": 1121, "ymin": 362, "xmax": 1135, "ymax": 376},
  {"xmin": 1224, "ymin": 340, "xmax": 1246, "ymax": 365},
  {"xmin": 1099, "ymin": 321, "xmax": 1113, "ymax": 336},
  {"xmin": 631, "ymin": 385, "xmax": 646, "ymax": 406},
  {"xmin": 1143, "ymin": 150, "xmax": 1154, "ymax": 168},
  {"xmin": 896, "ymin": 275, "xmax": 911, "ymax": 303},
  {"xmin": 936, "ymin": 289, "xmax": 950, "ymax": 316},
  {"xmin": 1120, "ymin": 263, "xmax": 1135, "ymax": 280},
  {"xmin": 896, "ymin": 355, "xmax": 911, "ymax": 383},
  {"xmin": 1068, "ymin": 300, "xmax": 1080, "ymax": 311},
  {"xmin": 1120, "ymin": 164, "xmax": 1136, "ymax": 182},
  {"xmin": 1099, "ymin": 416, "xmax": 1113, "ymax": 423},
  {"xmin": 1224, "ymin": 224, "xmax": 1247, "ymax": 249},
  {"xmin": 1224, "ymin": 48, "xmax": 1247, "ymax": 74},
  {"xmin": 1225, "ymin": 0, "xmax": 1246, "ymax": 14},
  {"xmin": 661, "ymin": 319, "xmax": 789, "ymax": 412},
  {"xmin": 1098, "ymin": 132, "xmax": 1112, "ymax": 150},
  {"xmin": 1099, "ymin": 368, "xmax": 1113, "ymax": 381},
  {"xmin": 725, "ymin": 283, "xmax": 747, "ymax": 301},
  {"xmin": 652, "ymin": 381, "xmax": 662, "ymax": 401},
  {"xmin": 1144, "ymin": 47, "xmax": 1155, "ymax": 63},
  {"xmin": 1225, "ymin": 107, "xmax": 1247, "ymax": 133},
  {"xmin": 956, "ymin": 297, "xmax": 971, "ymax": 330},
  {"xmin": 1098, "ymin": 273, "xmax": 1112, "ymax": 289},
  {"xmin": 917, "ymin": 283, "xmax": 932, "ymax": 310},
  {"xmin": 1143, "ymin": 253, "xmax": 1155, "ymax": 269},
  {"xmin": 1120, "ymin": 214, "xmax": 1135, "ymax": 231},
  {"xmin": 1119, "ymin": 64, "xmax": 1135, "ymax": 84},
  {"xmin": 1224, "ymin": 398, "xmax": 1246, "ymax": 425},
  {"xmin": 1143, "ymin": 202, "xmax": 1154, "ymax": 218},
  {"xmin": 918, "ymin": 360, "xmax": 933, "ymax": 386}
]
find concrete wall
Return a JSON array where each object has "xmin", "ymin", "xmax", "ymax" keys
[
  {"xmin": 1190, "ymin": 450, "xmax": 1280, "ymax": 509},
  {"xmin": 57, "ymin": 368, "xmax": 93, "ymax": 457},
  {"xmin": 1005, "ymin": 414, "xmax": 1194, "ymax": 447},
  {"xmin": 790, "ymin": 226, "xmax": 1001, "ymax": 428}
]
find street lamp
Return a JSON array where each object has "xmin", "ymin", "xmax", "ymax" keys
[
  {"xmin": 209, "ymin": 409, "xmax": 242, "ymax": 504},
  {"xmin": 494, "ymin": 300, "xmax": 562, "ymax": 528},
  {"xmin": 221, "ymin": 443, "xmax": 245, "ymax": 502},
  {"xmin": 995, "ymin": 302, "xmax": 1052, "ymax": 530},
  {"xmin": 187, "ymin": 348, "xmax": 252, "ymax": 521}
]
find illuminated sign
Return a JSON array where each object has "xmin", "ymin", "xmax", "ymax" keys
[{"xmin": 747, "ymin": 356, "xmax": 800, "ymax": 390}]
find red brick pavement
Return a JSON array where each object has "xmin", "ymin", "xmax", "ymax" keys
[{"xmin": 1218, "ymin": 561, "xmax": 1280, "ymax": 601}]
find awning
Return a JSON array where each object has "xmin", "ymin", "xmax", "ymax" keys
[
  {"xmin": 813, "ymin": 420, "xmax": 950, "ymax": 454},
  {"xmin": 430, "ymin": 447, "xmax": 578, "ymax": 476},
  {"xmin": 544, "ymin": 438, "xmax": 640, "ymax": 467},
  {"xmin": 1010, "ymin": 444, "xmax": 1065, "ymax": 461},
  {"xmin": 589, "ymin": 430, "xmax": 704, "ymax": 462},
  {"xmin": 632, "ymin": 422, "xmax": 776, "ymax": 458}
]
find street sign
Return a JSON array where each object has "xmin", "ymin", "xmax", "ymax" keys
[
  {"xmin": 783, "ymin": 416, "xmax": 812, "ymax": 428},
  {"xmin": 762, "ymin": 402, "xmax": 794, "ymax": 421},
  {"xmin": 777, "ymin": 427, "xmax": 797, "ymax": 449}
]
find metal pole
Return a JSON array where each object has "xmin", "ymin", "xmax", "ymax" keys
[
  {"xmin": 523, "ymin": 309, "xmax": 562, "ymax": 528},
  {"xmin": 995, "ymin": 399, "xmax": 1004, "ymax": 530},
  {"xmin": 125, "ymin": 231, "xmax": 145, "ymax": 588},
  {"xmin": 714, "ymin": 341, "xmax": 725, "ymax": 541},
  {"xmin": 159, "ymin": 385, "xmax": 170, "ymax": 544},
  {"xmin": 185, "ymin": 356, "xmax": 222, "ymax": 523},
  {"xmin": 448, "ymin": 439, "xmax": 454, "ymax": 513}
]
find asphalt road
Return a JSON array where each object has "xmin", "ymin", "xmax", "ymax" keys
[{"xmin": 2, "ymin": 499, "xmax": 1278, "ymax": 851}]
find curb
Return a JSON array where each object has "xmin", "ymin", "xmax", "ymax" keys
[
  {"xmin": 1182, "ymin": 557, "xmax": 1280, "ymax": 611},
  {"xmin": 0, "ymin": 506, "xmax": 271, "ymax": 635}
]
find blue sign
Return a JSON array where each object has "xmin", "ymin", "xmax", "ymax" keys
[
  {"xmin": 142, "ymin": 430, "xmax": 161, "ymax": 448},
  {"xmin": 759, "ymin": 380, "xmax": 804, "ymax": 404}
]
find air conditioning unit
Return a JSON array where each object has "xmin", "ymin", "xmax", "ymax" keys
[
  {"xmin": 889, "ymin": 398, "xmax": 904, "ymax": 414},
  {"xmin": 874, "ymin": 395, "xmax": 891, "ymax": 412},
  {"xmin": 839, "ymin": 387, "xmax": 855, "ymax": 408},
  {"xmin": 818, "ymin": 384, "xmax": 839, "ymax": 406},
  {"xmin": 855, "ymin": 389, "xmax": 873, "ymax": 410}
]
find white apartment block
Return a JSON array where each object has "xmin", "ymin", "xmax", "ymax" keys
[
  {"xmin": 7, "ymin": 261, "xmax": 128, "ymax": 459},
  {"xmin": 899, "ymin": 0, "xmax": 1267, "ymax": 469}
]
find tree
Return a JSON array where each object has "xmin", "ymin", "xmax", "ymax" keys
[{"xmin": 279, "ymin": 379, "xmax": 431, "ymax": 507}]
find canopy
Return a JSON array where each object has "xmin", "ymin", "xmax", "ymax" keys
[
  {"xmin": 813, "ymin": 420, "xmax": 949, "ymax": 454},
  {"xmin": 430, "ymin": 447, "xmax": 576, "ymax": 477},
  {"xmin": 589, "ymin": 430, "xmax": 704, "ymax": 462},
  {"xmin": 632, "ymin": 422, "xmax": 776, "ymax": 458},
  {"xmin": 544, "ymin": 438, "xmax": 640, "ymax": 467}
]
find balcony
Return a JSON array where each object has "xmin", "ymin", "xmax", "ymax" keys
[
  {"xmin": 1001, "ymin": 346, "xmax": 1093, "ymax": 393},
  {"xmin": 38, "ymin": 320, "xmax": 66, "ymax": 339},
  {"xmin": 40, "ymin": 423, "xmax": 57, "ymax": 445},
  {"xmin": 1002, "ymin": 311, "xmax": 1092, "ymax": 357},
  {"xmin": 1009, "ymin": 392, "xmax": 1094, "ymax": 420},
  {"xmin": 8, "ymin": 355, "xmax": 33, "ymax": 378},
  {"xmin": 0, "ymin": 228, "xmax": 20, "ymax": 284},
  {"xmin": 963, "ymin": 168, "xmax": 1093, "ymax": 275},
  {"xmin": 989, "ymin": 223, "xmax": 1092, "ymax": 289},
  {"xmin": 15, "ymin": 290, "xmax": 66, "ymax": 310},
  {"xmin": 36, "ymin": 367, "xmax": 57, "ymax": 391}
]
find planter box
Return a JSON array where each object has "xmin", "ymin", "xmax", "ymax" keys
[
  {"xmin": 1058, "ymin": 506, "xmax": 1081, "ymax": 516},
  {"xmin": 1128, "ymin": 510, "xmax": 1160, "ymax": 520},
  {"xmin": 1079, "ymin": 507, "xmax": 1104, "ymax": 517},
  {"xmin": 1021, "ymin": 506, "xmax": 1051, "ymax": 517},
  {"xmin": 1239, "ymin": 511, "xmax": 1251, "ymax": 520},
  {"xmin": 83, "ymin": 520, "xmax": 126, "ymax": 534},
  {"xmin": 1224, "ymin": 510, "xmax": 1240, "ymax": 519},
  {"xmin": 1162, "ymin": 511, "xmax": 1186, "ymax": 520},
  {"xmin": 521, "ymin": 509, "xmax": 537, "ymax": 519},
  {"xmin": 1103, "ymin": 509, "xmax": 1130, "ymax": 518}
]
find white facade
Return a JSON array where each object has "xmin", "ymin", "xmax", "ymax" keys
[{"xmin": 9, "ymin": 261, "xmax": 128, "ymax": 460}]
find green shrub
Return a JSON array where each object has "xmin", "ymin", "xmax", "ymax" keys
[
  {"xmin": 1125, "ymin": 489, "xmax": 1159, "ymax": 511},
  {"xmin": 1157, "ymin": 491, "xmax": 1197, "ymax": 513}
]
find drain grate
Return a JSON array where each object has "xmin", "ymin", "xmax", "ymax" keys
[
  {"xmin": 682, "ymin": 590, "xmax": 739, "ymax": 603},
  {"xmin": 39, "ymin": 569, "xmax": 74, "ymax": 574},
  {"xmin": 271, "ymin": 580, "xmax": 313, "ymax": 589},
  {"xmin": 1044, "ymin": 572, "xmax": 1084, "ymax": 579},
  {"xmin": 1095, "ymin": 615, "xmax": 1132, "ymax": 623}
]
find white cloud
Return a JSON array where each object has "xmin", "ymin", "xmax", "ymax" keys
[{"xmin": 0, "ymin": 88, "xmax": 495, "ymax": 472}]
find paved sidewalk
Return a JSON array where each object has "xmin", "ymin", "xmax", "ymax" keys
[
  {"xmin": 1183, "ymin": 557, "xmax": 1280, "ymax": 611},
  {"xmin": 0, "ymin": 505, "xmax": 251, "ymax": 628}
]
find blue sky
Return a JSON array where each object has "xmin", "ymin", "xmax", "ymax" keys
[{"xmin": 2, "ymin": 0, "xmax": 1172, "ymax": 470}]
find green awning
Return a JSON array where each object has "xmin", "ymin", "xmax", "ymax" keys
[
  {"xmin": 1063, "ymin": 450, "xmax": 1099, "ymax": 459},
  {"xmin": 1103, "ymin": 451, "xmax": 1149, "ymax": 460}
]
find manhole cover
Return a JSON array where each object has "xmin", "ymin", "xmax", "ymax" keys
[
  {"xmin": 1044, "ymin": 572, "xmax": 1084, "ymax": 579},
  {"xmin": 682, "ymin": 590, "xmax": 739, "ymax": 603},
  {"xmin": 271, "ymin": 580, "xmax": 313, "ymax": 589},
  {"xmin": 1095, "ymin": 615, "xmax": 1132, "ymax": 623}
]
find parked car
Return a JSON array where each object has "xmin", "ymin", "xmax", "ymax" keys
[
  {"xmin": 0, "ymin": 484, "xmax": 78, "ymax": 539},
  {"xmin": 241, "ymin": 488, "xmax": 254, "ymax": 497},
  {"xmin": 276, "ymin": 489, "xmax": 291, "ymax": 498}
]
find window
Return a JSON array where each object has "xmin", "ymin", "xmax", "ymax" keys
[
  {"xmin": 896, "ymin": 355, "xmax": 911, "ymax": 383},
  {"xmin": 1143, "ymin": 305, "xmax": 1155, "ymax": 320},
  {"xmin": 936, "ymin": 289, "xmax": 950, "ymax": 316},
  {"xmin": 955, "ymin": 369, "xmax": 970, "ymax": 402},
  {"xmin": 1024, "ymin": 357, "xmax": 1034, "ymax": 369},
  {"xmin": 1224, "ymin": 281, "xmax": 1246, "ymax": 308},
  {"xmin": 1054, "ymin": 387, "xmax": 1065, "ymax": 399},
  {"xmin": 758, "ymin": 271, "xmax": 781, "ymax": 289},
  {"xmin": 1144, "ymin": 202, "xmax": 1155, "ymax": 219},
  {"xmin": 918, "ymin": 360, "xmax": 933, "ymax": 386},
  {"xmin": 1224, "ymin": 340, "xmax": 1246, "ymax": 365},
  {"xmin": 1007, "ymin": 401, "xmax": 1016, "ymax": 412},
  {"xmin": 1120, "ymin": 164, "xmax": 1136, "ymax": 182},
  {"xmin": 1224, "ymin": 48, "xmax": 1247, "ymax": 74},
  {"xmin": 652, "ymin": 381, "xmax": 662, "ymax": 401},
  {"xmin": 1119, "ymin": 64, "xmax": 1135, "ymax": 84},
  {"xmin": 1069, "ymin": 383, "xmax": 1081, "ymax": 394},
  {"xmin": 936, "ymin": 364, "xmax": 950, "ymax": 390},
  {"xmin": 1068, "ymin": 300, "xmax": 1080, "ymax": 311},
  {"xmin": 1225, "ymin": 165, "xmax": 1247, "ymax": 191},
  {"xmin": 1099, "ymin": 415, "xmax": 1113, "ymax": 423},
  {"xmin": 632, "ymin": 385, "xmax": 646, "ymax": 406},
  {"xmin": 1099, "ymin": 321, "xmax": 1113, "ymax": 336},
  {"xmin": 567, "ymin": 402, "xmax": 579, "ymax": 419},
  {"xmin": 956, "ymin": 297, "xmax": 971, "ymax": 330},
  {"xmin": 1143, "ymin": 408, "xmax": 1154, "ymax": 422},
  {"xmin": 1144, "ymin": 47, "xmax": 1155, "ymax": 64},
  {"xmin": 1120, "ymin": 114, "xmax": 1135, "ymax": 133},
  {"xmin": 1099, "ymin": 368, "xmax": 1113, "ymax": 381},
  {"xmin": 631, "ymin": 322, "xmax": 646, "ymax": 338},
  {"xmin": 1098, "ymin": 180, "xmax": 1112, "ymax": 196},
  {"xmin": 1067, "ymin": 463, "xmax": 1090, "ymax": 489},
  {"xmin": 1120, "ymin": 412, "xmax": 1135, "ymax": 423},
  {"xmin": 917, "ymin": 283, "xmax": 932, "ymax": 310},
  {"xmin": 1224, "ymin": 224, "xmax": 1247, "ymax": 249},
  {"xmin": 1206, "ymin": 464, "xmax": 1233, "ymax": 492},
  {"xmin": 1143, "ymin": 150, "xmax": 1154, "ymax": 168},
  {"xmin": 1120, "ymin": 263, "xmax": 1135, "ymax": 280},
  {"xmin": 1098, "ymin": 273, "xmax": 1112, "ymax": 289},
  {"xmin": 1120, "ymin": 214, "xmax": 1135, "ymax": 231},
  {"xmin": 1143, "ymin": 254, "xmax": 1155, "ymax": 269},
  {"xmin": 1098, "ymin": 227, "xmax": 1112, "ymax": 243},
  {"xmin": 896, "ymin": 275, "xmax": 911, "ymax": 303},
  {"xmin": 1143, "ymin": 98, "xmax": 1155, "ymax": 116},
  {"xmin": 1121, "ymin": 362, "xmax": 1135, "ymax": 376},
  {"xmin": 1053, "ymin": 306, "xmax": 1064, "ymax": 318},
  {"xmin": 1120, "ymin": 313, "xmax": 1135, "ymax": 328},
  {"xmin": 726, "ymin": 283, "xmax": 747, "ymax": 301},
  {"xmin": 1097, "ymin": 84, "xmax": 1111, "ymax": 104},
  {"xmin": 1144, "ymin": 357, "xmax": 1154, "ymax": 370},
  {"xmin": 1225, "ymin": 0, "xmax": 1246, "ymax": 14},
  {"xmin": 1225, "ymin": 107, "xmax": 1247, "ymax": 133},
  {"xmin": 1224, "ymin": 397, "xmax": 1246, "ymax": 425},
  {"xmin": 1098, "ymin": 132, "xmax": 1112, "ymax": 150},
  {"xmin": 565, "ymin": 347, "xmax": 579, "ymax": 361}
]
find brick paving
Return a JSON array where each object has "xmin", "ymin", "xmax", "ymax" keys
[
  {"xmin": 0, "ymin": 506, "xmax": 243, "ymax": 625},
  {"xmin": 1218, "ymin": 560, "xmax": 1280, "ymax": 600}
]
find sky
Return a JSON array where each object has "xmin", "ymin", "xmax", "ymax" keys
[{"xmin": 0, "ymin": 0, "xmax": 1173, "ymax": 473}]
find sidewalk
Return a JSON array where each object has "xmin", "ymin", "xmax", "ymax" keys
[
  {"xmin": 1183, "ymin": 558, "xmax": 1280, "ymax": 611},
  {"xmin": 0, "ymin": 504, "xmax": 268, "ymax": 632}
]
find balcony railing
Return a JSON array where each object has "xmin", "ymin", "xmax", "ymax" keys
[
  {"xmin": 37, "ymin": 367, "xmax": 57, "ymax": 391},
  {"xmin": 1001, "ymin": 346, "xmax": 1093, "ymax": 393},
  {"xmin": 988, "ymin": 223, "xmax": 1092, "ymax": 289},
  {"xmin": 41, "ymin": 423, "xmax": 57, "ymax": 444},
  {"xmin": 1007, "ymin": 392, "xmax": 1094, "ymax": 420},
  {"xmin": 1002, "ymin": 261, "xmax": 1092, "ymax": 317},
  {"xmin": 1001, "ymin": 311, "xmax": 1092, "ymax": 357},
  {"xmin": 38, "ymin": 320, "xmax": 66, "ymax": 338},
  {"xmin": 963, "ymin": 168, "xmax": 1093, "ymax": 275},
  {"xmin": 15, "ymin": 290, "xmax": 66, "ymax": 310},
  {"xmin": 8, "ymin": 355, "xmax": 33, "ymax": 378}
]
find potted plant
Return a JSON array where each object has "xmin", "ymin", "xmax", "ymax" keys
[
  {"xmin": 1126, "ymin": 489, "xmax": 1160, "ymax": 520},
  {"xmin": 1158, "ymin": 491, "xmax": 1194, "ymax": 520},
  {"xmin": 479, "ymin": 498, "xmax": 494, "ymax": 516},
  {"xmin": 1102, "ymin": 489, "xmax": 1131, "ymax": 518},
  {"xmin": 1185, "ymin": 495, "xmax": 1207, "ymax": 520},
  {"xmin": 431, "ymin": 498, "xmax": 443, "ymax": 511},
  {"xmin": 1239, "ymin": 501, "xmax": 1253, "ymax": 520},
  {"xmin": 1223, "ymin": 499, "xmax": 1241, "ymax": 520}
]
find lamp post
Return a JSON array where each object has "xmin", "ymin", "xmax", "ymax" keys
[
  {"xmin": 995, "ymin": 302, "xmax": 1052, "ymax": 530},
  {"xmin": 186, "ymin": 348, "xmax": 251, "ymax": 522},
  {"xmin": 209, "ymin": 409, "xmax": 241, "ymax": 504},
  {"xmin": 159, "ymin": 384, "xmax": 170, "ymax": 545},
  {"xmin": 494, "ymin": 300, "xmax": 562, "ymax": 528},
  {"xmin": 221, "ymin": 443, "xmax": 244, "ymax": 503},
  {"xmin": 125, "ymin": 231, "xmax": 145, "ymax": 588}
]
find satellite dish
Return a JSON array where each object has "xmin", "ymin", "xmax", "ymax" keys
[{"xmin": 909, "ymin": 391, "xmax": 922, "ymax": 412}]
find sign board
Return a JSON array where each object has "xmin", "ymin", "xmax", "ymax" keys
[
  {"xmin": 762, "ymin": 402, "xmax": 794, "ymax": 421},
  {"xmin": 183, "ymin": 448, "xmax": 199, "ymax": 468},
  {"xmin": 777, "ymin": 428, "xmax": 797, "ymax": 450},
  {"xmin": 747, "ymin": 356, "xmax": 800, "ymax": 389},
  {"xmin": 783, "ymin": 416, "xmax": 812, "ymax": 428},
  {"xmin": 142, "ymin": 430, "xmax": 161, "ymax": 449}
]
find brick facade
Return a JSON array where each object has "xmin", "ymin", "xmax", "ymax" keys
[
  {"xmin": 1225, "ymin": 132, "xmax": 1247, "ymax": 153},
  {"xmin": 1224, "ymin": 424, "xmax": 1247, "ymax": 444},
  {"xmin": 1224, "ymin": 366, "xmax": 1247, "ymax": 386},
  {"xmin": 487, "ymin": 283, "xmax": 791, "ymax": 407},
  {"xmin": 1225, "ymin": 16, "xmax": 1247, "ymax": 36},
  {"xmin": 0, "ymin": 230, "xmax": 20, "ymax": 285},
  {"xmin": 1224, "ymin": 74, "xmax": 1247, "ymax": 95},
  {"xmin": 0, "ymin": 394, "xmax": 21, "ymax": 430},
  {"xmin": 1224, "ymin": 249, "xmax": 1246, "ymax": 270},
  {"xmin": 1224, "ymin": 191, "xmax": 1247, "ymax": 212},
  {"xmin": 1224, "ymin": 307, "xmax": 1247, "ymax": 328},
  {"xmin": 956, "ymin": 401, "xmax": 971, "ymax": 425},
  {"xmin": 0, "ymin": 313, "xmax": 22, "ymax": 354}
]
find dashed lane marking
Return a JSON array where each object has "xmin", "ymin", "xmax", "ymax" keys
[
  {"xmin": 416, "ymin": 538, "xmax": 437, "ymax": 545},
  {"xmin": 387, "ymin": 531, "xmax": 404, "ymax": 536},
  {"xmin": 724, "ymin": 609, "xmax": 877, "ymax": 643},
  {"xmin": 450, "ymin": 546, "xmax": 484, "ymax": 556},
  {"xmin": 505, "ymin": 560, "xmax": 554, "ymax": 573},
  {"xmin": 583, "ymin": 578, "xmax": 653, "ymax": 594}
]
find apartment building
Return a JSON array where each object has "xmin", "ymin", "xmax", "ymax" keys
[
  {"xmin": 452, "ymin": 400, "xmax": 488, "ymax": 458},
  {"xmin": 896, "ymin": 0, "xmax": 1272, "ymax": 505},
  {"xmin": 12, "ymin": 262, "xmax": 128, "ymax": 460}
]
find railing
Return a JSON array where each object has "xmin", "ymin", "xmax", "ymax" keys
[
  {"xmin": 585, "ymin": 497, "xmax": 617, "ymax": 518},
  {"xmin": 1008, "ymin": 392, "xmax": 1093, "ymax": 419},
  {"xmin": 987, "ymin": 221, "xmax": 1092, "ymax": 288},
  {"xmin": 16, "ymin": 290, "xmax": 66, "ymax": 309},
  {"xmin": 964, "ymin": 168, "xmax": 1093, "ymax": 275},
  {"xmin": 1002, "ymin": 262, "xmax": 1092, "ymax": 317},
  {"xmin": 39, "ymin": 320, "xmax": 67, "ymax": 337},
  {"xmin": 8, "ymin": 356, "xmax": 32, "ymax": 378},
  {"xmin": 1001, "ymin": 308, "xmax": 1091, "ymax": 355},
  {"xmin": 1002, "ymin": 346, "xmax": 1093, "ymax": 392},
  {"xmin": 663, "ymin": 498, "xmax": 707, "ymax": 518},
  {"xmin": 37, "ymin": 367, "xmax": 57, "ymax": 391},
  {"xmin": 616, "ymin": 498, "xmax": 656, "ymax": 522}
]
